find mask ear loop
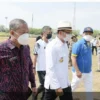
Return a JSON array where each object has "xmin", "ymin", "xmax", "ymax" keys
[{"xmin": 13, "ymin": 31, "xmax": 20, "ymax": 38}]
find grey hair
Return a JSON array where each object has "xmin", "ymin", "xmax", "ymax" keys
[
  {"xmin": 41, "ymin": 26, "xmax": 52, "ymax": 34},
  {"xmin": 9, "ymin": 19, "xmax": 27, "ymax": 31}
]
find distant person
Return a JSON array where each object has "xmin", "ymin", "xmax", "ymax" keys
[
  {"xmin": 33, "ymin": 26, "xmax": 52, "ymax": 100},
  {"xmin": 44, "ymin": 21, "xmax": 73, "ymax": 100},
  {"xmin": 0, "ymin": 19, "xmax": 36, "ymax": 100},
  {"xmin": 69, "ymin": 34, "xmax": 78, "ymax": 67},
  {"xmin": 91, "ymin": 36, "xmax": 98, "ymax": 55},
  {"xmin": 71, "ymin": 27, "xmax": 94, "ymax": 100},
  {"xmin": 36, "ymin": 36, "xmax": 42, "ymax": 41},
  {"xmin": 96, "ymin": 37, "xmax": 100, "ymax": 71}
]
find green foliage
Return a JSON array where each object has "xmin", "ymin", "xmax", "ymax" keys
[
  {"xmin": 0, "ymin": 25, "xmax": 6, "ymax": 32},
  {"xmin": 93, "ymin": 30, "xmax": 100, "ymax": 37},
  {"xmin": 29, "ymin": 28, "xmax": 42, "ymax": 35},
  {"xmin": 72, "ymin": 30, "xmax": 80, "ymax": 35},
  {"xmin": 0, "ymin": 25, "xmax": 9, "ymax": 33},
  {"xmin": 0, "ymin": 26, "xmax": 100, "ymax": 38},
  {"xmin": 0, "ymin": 32, "xmax": 9, "ymax": 37},
  {"xmin": 72, "ymin": 30, "xmax": 100, "ymax": 37}
]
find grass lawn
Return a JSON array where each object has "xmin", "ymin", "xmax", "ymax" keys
[{"xmin": 0, "ymin": 37, "xmax": 100, "ymax": 100}]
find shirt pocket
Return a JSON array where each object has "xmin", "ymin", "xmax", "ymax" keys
[{"xmin": 9, "ymin": 56, "xmax": 19, "ymax": 65}]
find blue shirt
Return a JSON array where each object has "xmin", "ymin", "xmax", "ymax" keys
[{"xmin": 72, "ymin": 38, "xmax": 92, "ymax": 73}]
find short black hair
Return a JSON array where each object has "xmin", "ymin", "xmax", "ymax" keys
[
  {"xmin": 36, "ymin": 36, "xmax": 42, "ymax": 41},
  {"xmin": 41, "ymin": 26, "xmax": 52, "ymax": 35}
]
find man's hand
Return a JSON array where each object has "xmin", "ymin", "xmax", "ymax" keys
[
  {"xmin": 76, "ymin": 70, "xmax": 82, "ymax": 78},
  {"xmin": 32, "ymin": 87, "xmax": 37, "ymax": 95},
  {"xmin": 71, "ymin": 56, "xmax": 82, "ymax": 78},
  {"xmin": 33, "ymin": 69, "xmax": 36, "ymax": 75},
  {"xmin": 55, "ymin": 88, "xmax": 63, "ymax": 96}
]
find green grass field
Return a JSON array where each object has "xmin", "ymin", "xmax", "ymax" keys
[{"xmin": 0, "ymin": 37, "xmax": 100, "ymax": 100}]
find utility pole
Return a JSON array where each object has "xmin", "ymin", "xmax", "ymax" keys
[
  {"xmin": 32, "ymin": 13, "xmax": 33, "ymax": 28},
  {"xmin": 73, "ymin": 2, "xmax": 76, "ymax": 31},
  {"xmin": 5, "ymin": 17, "xmax": 8, "ymax": 33},
  {"xmin": 5, "ymin": 17, "xmax": 8, "ymax": 29}
]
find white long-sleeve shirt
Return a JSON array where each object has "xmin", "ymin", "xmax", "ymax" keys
[
  {"xmin": 44, "ymin": 37, "xmax": 70, "ymax": 89},
  {"xmin": 91, "ymin": 38, "xmax": 98, "ymax": 46}
]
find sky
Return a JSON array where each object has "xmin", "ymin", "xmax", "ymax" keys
[{"xmin": 0, "ymin": 1, "xmax": 100, "ymax": 33}]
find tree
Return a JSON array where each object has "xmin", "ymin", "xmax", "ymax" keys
[
  {"xmin": 0, "ymin": 25, "xmax": 6, "ymax": 32},
  {"xmin": 29, "ymin": 28, "xmax": 42, "ymax": 35},
  {"xmin": 72, "ymin": 30, "xmax": 80, "ymax": 35},
  {"xmin": 0, "ymin": 25, "xmax": 9, "ymax": 33},
  {"xmin": 93, "ymin": 30, "xmax": 100, "ymax": 37}
]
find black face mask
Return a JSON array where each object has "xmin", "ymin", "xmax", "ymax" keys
[{"xmin": 46, "ymin": 34, "xmax": 52, "ymax": 39}]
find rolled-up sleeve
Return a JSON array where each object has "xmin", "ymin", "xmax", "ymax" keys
[{"xmin": 33, "ymin": 43, "xmax": 40, "ymax": 55}]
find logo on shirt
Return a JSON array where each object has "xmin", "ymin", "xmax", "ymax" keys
[{"xmin": 59, "ymin": 57, "xmax": 64, "ymax": 63}]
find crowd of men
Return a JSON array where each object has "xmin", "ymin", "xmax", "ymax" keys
[{"xmin": 0, "ymin": 18, "xmax": 99, "ymax": 100}]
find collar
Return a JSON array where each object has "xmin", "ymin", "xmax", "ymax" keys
[
  {"xmin": 82, "ymin": 38, "xmax": 87, "ymax": 44},
  {"xmin": 55, "ymin": 36, "xmax": 65, "ymax": 46},
  {"xmin": 7, "ymin": 39, "xmax": 16, "ymax": 50},
  {"xmin": 82, "ymin": 38, "xmax": 91, "ymax": 47}
]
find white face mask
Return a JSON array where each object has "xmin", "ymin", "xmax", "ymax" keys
[
  {"xmin": 83, "ymin": 35, "xmax": 93, "ymax": 41},
  {"xmin": 17, "ymin": 33, "xmax": 29, "ymax": 45},
  {"xmin": 63, "ymin": 34, "xmax": 72, "ymax": 42}
]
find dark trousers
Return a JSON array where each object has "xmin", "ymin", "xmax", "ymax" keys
[
  {"xmin": 35, "ymin": 71, "xmax": 46, "ymax": 100},
  {"xmin": 92, "ymin": 46, "xmax": 97, "ymax": 55},
  {"xmin": 0, "ymin": 92, "xmax": 27, "ymax": 100},
  {"xmin": 44, "ymin": 86, "xmax": 73, "ymax": 100}
]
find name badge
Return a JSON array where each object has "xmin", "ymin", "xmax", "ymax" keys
[{"xmin": 59, "ymin": 57, "xmax": 64, "ymax": 63}]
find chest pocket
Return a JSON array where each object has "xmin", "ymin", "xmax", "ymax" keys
[
  {"xmin": 8, "ymin": 57, "xmax": 19, "ymax": 69},
  {"xmin": 0, "ymin": 56, "xmax": 19, "ymax": 74},
  {"xmin": 57, "ymin": 45, "xmax": 68, "ymax": 63}
]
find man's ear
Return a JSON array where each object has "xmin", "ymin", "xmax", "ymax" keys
[
  {"xmin": 59, "ymin": 31, "xmax": 62, "ymax": 35},
  {"xmin": 82, "ymin": 33, "xmax": 85, "ymax": 37},
  {"xmin": 10, "ymin": 30, "xmax": 14, "ymax": 36}
]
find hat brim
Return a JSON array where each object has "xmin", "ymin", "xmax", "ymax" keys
[
  {"xmin": 57, "ymin": 27, "xmax": 72, "ymax": 31},
  {"xmin": 83, "ymin": 31, "xmax": 93, "ymax": 33}
]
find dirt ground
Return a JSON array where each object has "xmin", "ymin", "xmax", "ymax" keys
[{"xmin": 0, "ymin": 37, "xmax": 100, "ymax": 100}]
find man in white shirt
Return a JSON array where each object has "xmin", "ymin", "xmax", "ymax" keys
[
  {"xmin": 44, "ymin": 21, "xmax": 73, "ymax": 100},
  {"xmin": 91, "ymin": 37, "xmax": 98, "ymax": 55},
  {"xmin": 33, "ymin": 26, "xmax": 52, "ymax": 100}
]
